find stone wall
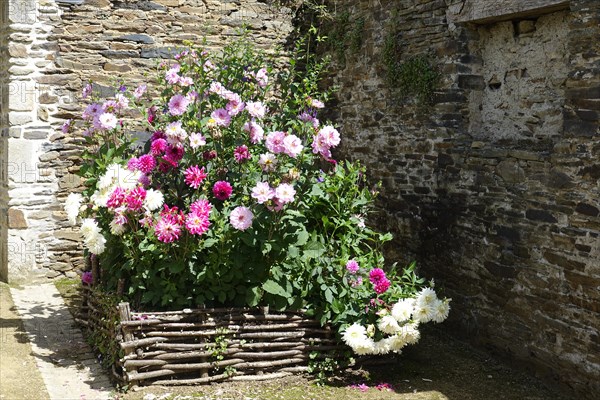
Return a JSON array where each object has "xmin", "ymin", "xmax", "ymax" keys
[
  {"xmin": 1, "ymin": 0, "xmax": 297, "ymax": 282},
  {"xmin": 328, "ymin": 0, "xmax": 599, "ymax": 397}
]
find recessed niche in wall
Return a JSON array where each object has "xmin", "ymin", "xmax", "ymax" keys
[{"xmin": 468, "ymin": 11, "xmax": 569, "ymax": 141}]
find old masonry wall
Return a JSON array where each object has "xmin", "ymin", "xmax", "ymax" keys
[{"xmin": 328, "ymin": 0, "xmax": 599, "ymax": 397}]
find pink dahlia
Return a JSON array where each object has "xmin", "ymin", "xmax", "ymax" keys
[
  {"xmin": 168, "ymin": 94, "xmax": 190, "ymax": 116},
  {"xmin": 265, "ymin": 131, "xmax": 286, "ymax": 154},
  {"xmin": 212, "ymin": 181, "xmax": 233, "ymax": 201},
  {"xmin": 189, "ymin": 133, "xmax": 206, "ymax": 149},
  {"xmin": 97, "ymin": 113, "xmax": 117, "ymax": 130},
  {"xmin": 125, "ymin": 187, "xmax": 147, "ymax": 211},
  {"xmin": 245, "ymin": 101, "xmax": 267, "ymax": 119},
  {"xmin": 133, "ymin": 84, "xmax": 147, "ymax": 99},
  {"xmin": 251, "ymin": 181, "xmax": 274, "ymax": 204},
  {"xmin": 369, "ymin": 268, "xmax": 386, "ymax": 284},
  {"xmin": 319, "ymin": 125, "xmax": 341, "ymax": 147},
  {"xmin": 164, "ymin": 145, "xmax": 184, "ymax": 165},
  {"xmin": 190, "ymin": 199, "xmax": 212, "ymax": 217},
  {"xmin": 165, "ymin": 65, "xmax": 181, "ymax": 84},
  {"xmin": 225, "ymin": 93, "xmax": 245, "ymax": 116},
  {"xmin": 243, "ymin": 121, "xmax": 264, "ymax": 144},
  {"xmin": 255, "ymin": 68, "xmax": 268, "ymax": 88},
  {"xmin": 374, "ymin": 278, "xmax": 391, "ymax": 294},
  {"xmin": 211, "ymin": 108, "xmax": 231, "ymax": 127},
  {"xmin": 274, "ymin": 183, "xmax": 295, "ymax": 204},
  {"xmin": 312, "ymin": 133, "xmax": 332, "ymax": 159},
  {"xmin": 258, "ymin": 153, "xmax": 278, "ymax": 172},
  {"xmin": 127, "ymin": 157, "xmax": 139, "ymax": 172},
  {"xmin": 346, "ymin": 259, "xmax": 360, "ymax": 274},
  {"xmin": 233, "ymin": 145, "xmax": 250, "ymax": 163},
  {"xmin": 137, "ymin": 154, "xmax": 156, "ymax": 174},
  {"xmin": 154, "ymin": 215, "xmax": 181, "ymax": 243},
  {"xmin": 184, "ymin": 165, "xmax": 207, "ymax": 189},
  {"xmin": 185, "ymin": 212, "xmax": 211, "ymax": 235},
  {"xmin": 230, "ymin": 206, "xmax": 253, "ymax": 231},
  {"xmin": 283, "ymin": 134, "xmax": 303, "ymax": 158},
  {"xmin": 83, "ymin": 103, "xmax": 102, "ymax": 120},
  {"xmin": 150, "ymin": 139, "xmax": 167, "ymax": 156},
  {"xmin": 179, "ymin": 76, "xmax": 194, "ymax": 87},
  {"xmin": 82, "ymin": 84, "xmax": 92, "ymax": 99},
  {"xmin": 107, "ymin": 187, "xmax": 126, "ymax": 209}
]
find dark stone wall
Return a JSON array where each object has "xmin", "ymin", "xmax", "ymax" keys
[{"xmin": 329, "ymin": 0, "xmax": 599, "ymax": 396}]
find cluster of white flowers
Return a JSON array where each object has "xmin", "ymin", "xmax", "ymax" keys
[
  {"xmin": 342, "ymin": 287, "xmax": 450, "ymax": 355},
  {"xmin": 91, "ymin": 163, "xmax": 141, "ymax": 208},
  {"xmin": 65, "ymin": 193, "xmax": 84, "ymax": 225},
  {"xmin": 80, "ymin": 218, "xmax": 106, "ymax": 255}
]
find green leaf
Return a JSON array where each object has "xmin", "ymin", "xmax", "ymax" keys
[
  {"xmin": 246, "ymin": 286, "xmax": 262, "ymax": 306},
  {"xmin": 295, "ymin": 228, "xmax": 309, "ymax": 246},
  {"xmin": 324, "ymin": 288, "xmax": 333, "ymax": 304},
  {"xmin": 262, "ymin": 279, "xmax": 288, "ymax": 297}
]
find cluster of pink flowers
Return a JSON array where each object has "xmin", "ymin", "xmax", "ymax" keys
[
  {"xmin": 312, "ymin": 125, "xmax": 340, "ymax": 160},
  {"xmin": 148, "ymin": 131, "xmax": 185, "ymax": 171},
  {"xmin": 154, "ymin": 205, "xmax": 185, "ymax": 243},
  {"xmin": 265, "ymin": 131, "xmax": 304, "ymax": 158},
  {"xmin": 250, "ymin": 181, "xmax": 296, "ymax": 209},
  {"xmin": 164, "ymin": 63, "xmax": 194, "ymax": 87},
  {"xmin": 107, "ymin": 186, "xmax": 147, "ymax": 214},
  {"xmin": 128, "ymin": 154, "xmax": 157, "ymax": 174},
  {"xmin": 369, "ymin": 268, "xmax": 391, "ymax": 294},
  {"xmin": 184, "ymin": 165, "xmax": 207, "ymax": 189},
  {"xmin": 77, "ymin": 52, "xmax": 345, "ymax": 254},
  {"xmin": 185, "ymin": 199, "xmax": 212, "ymax": 235}
]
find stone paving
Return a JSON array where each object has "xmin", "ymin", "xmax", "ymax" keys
[{"xmin": 10, "ymin": 283, "xmax": 114, "ymax": 400}]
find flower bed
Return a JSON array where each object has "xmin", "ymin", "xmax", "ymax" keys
[{"xmin": 67, "ymin": 34, "xmax": 450, "ymax": 379}]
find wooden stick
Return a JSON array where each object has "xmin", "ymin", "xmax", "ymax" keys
[
  {"xmin": 127, "ymin": 369, "xmax": 176, "ymax": 381},
  {"xmin": 118, "ymin": 302, "xmax": 138, "ymax": 386},
  {"xmin": 161, "ymin": 358, "xmax": 244, "ymax": 371},
  {"xmin": 233, "ymin": 349, "xmax": 303, "ymax": 359},
  {"xmin": 120, "ymin": 337, "xmax": 168, "ymax": 350},
  {"xmin": 123, "ymin": 359, "xmax": 167, "ymax": 368},
  {"xmin": 154, "ymin": 349, "xmax": 241, "ymax": 360},
  {"xmin": 151, "ymin": 372, "xmax": 231, "ymax": 385}
]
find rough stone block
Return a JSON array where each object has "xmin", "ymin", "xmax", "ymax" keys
[
  {"xmin": 116, "ymin": 34, "xmax": 155, "ymax": 44},
  {"xmin": 8, "ymin": 208, "xmax": 27, "ymax": 229},
  {"xmin": 496, "ymin": 160, "xmax": 525, "ymax": 183},
  {"xmin": 9, "ymin": 81, "xmax": 35, "ymax": 112},
  {"xmin": 575, "ymin": 202, "xmax": 599, "ymax": 217},
  {"xmin": 24, "ymin": 131, "xmax": 48, "ymax": 140},
  {"xmin": 526, "ymin": 209, "xmax": 558, "ymax": 223},
  {"xmin": 103, "ymin": 63, "xmax": 132, "ymax": 72},
  {"xmin": 458, "ymin": 74, "xmax": 485, "ymax": 90}
]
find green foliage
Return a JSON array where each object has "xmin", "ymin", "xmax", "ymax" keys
[{"xmin": 381, "ymin": 11, "xmax": 439, "ymax": 105}]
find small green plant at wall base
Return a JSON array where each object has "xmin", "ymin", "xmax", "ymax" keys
[
  {"xmin": 208, "ymin": 328, "xmax": 231, "ymax": 373},
  {"xmin": 307, "ymin": 351, "xmax": 340, "ymax": 385}
]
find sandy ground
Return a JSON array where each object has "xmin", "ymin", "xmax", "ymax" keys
[{"xmin": 0, "ymin": 283, "xmax": 50, "ymax": 400}]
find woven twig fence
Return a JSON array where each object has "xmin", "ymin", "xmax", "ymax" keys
[{"xmin": 77, "ymin": 261, "xmax": 346, "ymax": 386}]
